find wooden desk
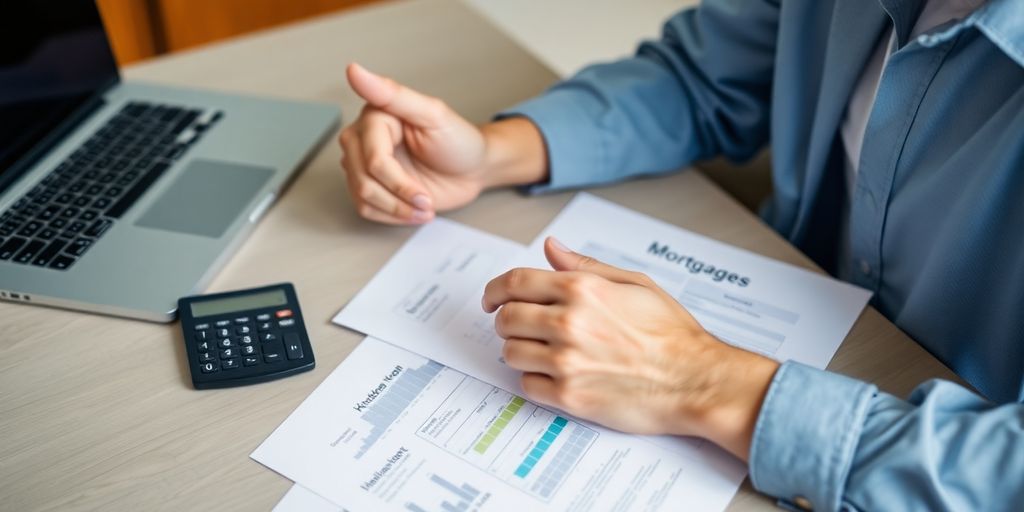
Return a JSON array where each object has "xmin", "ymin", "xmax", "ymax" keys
[{"xmin": 0, "ymin": 1, "xmax": 958, "ymax": 510}]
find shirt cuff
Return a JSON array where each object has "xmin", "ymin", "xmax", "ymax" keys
[
  {"xmin": 495, "ymin": 87, "xmax": 610, "ymax": 195},
  {"xmin": 749, "ymin": 361, "xmax": 877, "ymax": 511}
]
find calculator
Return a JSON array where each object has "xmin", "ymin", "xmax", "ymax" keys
[{"xmin": 178, "ymin": 283, "xmax": 315, "ymax": 389}]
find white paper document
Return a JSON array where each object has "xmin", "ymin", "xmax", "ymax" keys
[
  {"xmin": 255, "ymin": 337, "xmax": 746, "ymax": 512},
  {"xmin": 334, "ymin": 193, "xmax": 871, "ymax": 392},
  {"xmin": 268, "ymin": 193, "xmax": 871, "ymax": 511}
]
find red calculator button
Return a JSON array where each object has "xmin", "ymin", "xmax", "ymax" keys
[{"xmin": 275, "ymin": 309, "xmax": 293, "ymax": 319}]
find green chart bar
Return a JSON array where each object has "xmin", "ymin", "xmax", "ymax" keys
[{"xmin": 474, "ymin": 396, "xmax": 526, "ymax": 454}]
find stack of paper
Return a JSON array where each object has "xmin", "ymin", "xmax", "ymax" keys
[{"xmin": 252, "ymin": 193, "xmax": 871, "ymax": 511}]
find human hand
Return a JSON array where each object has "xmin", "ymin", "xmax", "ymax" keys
[
  {"xmin": 339, "ymin": 63, "xmax": 490, "ymax": 224},
  {"xmin": 481, "ymin": 237, "xmax": 779, "ymax": 460}
]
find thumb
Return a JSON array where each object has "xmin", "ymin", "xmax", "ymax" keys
[
  {"xmin": 346, "ymin": 62, "xmax": 445, "ymax": 128},
  {"xmin": 544, "ymin": 237, "xmax": 648, "ymax": 285}
]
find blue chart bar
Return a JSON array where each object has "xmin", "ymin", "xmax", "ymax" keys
[
  {"xmin": 357, "ymin": 360, "xmax": 444, "ymax": 459},
  {"xmin": 531, "ymin": 424, "xmax": 597, "ymax": 498},
  {"xmin": 406, "ymin": 474, "xmax": 480, "ymax": 512},
  {"xmin": 514, "ymin": 416, "xmax": 568, "ymax": 478}
]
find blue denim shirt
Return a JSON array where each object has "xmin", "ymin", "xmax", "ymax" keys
[{"xmin": 502, "ymin": 0, "xmax": 1024, "ymax": 509}]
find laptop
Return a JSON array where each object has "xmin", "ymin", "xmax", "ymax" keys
[{"xmin": 0, "ymin": 1, "xmax": 340, "ymax": 321}]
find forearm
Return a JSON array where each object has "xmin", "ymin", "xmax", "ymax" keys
[{"xmin": 479, "ymin": 117, "xmax": 549, "ymax": 189}]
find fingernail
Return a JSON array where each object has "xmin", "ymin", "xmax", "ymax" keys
[
  {"xmin": 412, "ymin": 209, "xmax": 431, "ymax": 222},
  {"xmin": 412, "ymin": 194, "xmax": 431, "ymax": 209},
  {"xmin": 549, "ymin": 237, "xmax": 571, "ymax": 253}
]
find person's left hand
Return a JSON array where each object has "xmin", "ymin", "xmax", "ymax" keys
[{"xmin": 481, "ymin": 237, "xmax": 779, "ymax": 461}]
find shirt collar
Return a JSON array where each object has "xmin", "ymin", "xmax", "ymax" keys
[{"xmin": 894, "ymin": 0, "xmax": 1024, "ymax": 67}]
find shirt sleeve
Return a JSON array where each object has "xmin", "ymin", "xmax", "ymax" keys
[
  {"xmin": 750, "ymin": 361, "xmax": 1024, "ymax": 511},
  {"xmin": 497, "ymin": 0, "xmax": 780, "ymax": 193}
]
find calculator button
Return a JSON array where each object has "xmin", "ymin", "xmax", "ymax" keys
[
  {"xmin": 221, "ymin": 358, "xmax": 240, "ymax": 370},
  {"xmin": 275, "ymin": 309, "xmax": 293, "ymax": 319},
  {"xmin": 218, "ymin": 338, "xmax": 235, "ymax": 348},
  {"xmin": 243, "ymin": 356, "xmax": 260, "ymax": 367},
  {"xmin": 200, "ymin": 362, "xmax": 218, "ymax": 373},
  {"xmin": 279, "ymin": 318, "xmax": 296, "ymax": 328},
  {"xmin": 216, "ymin": 328, "xmax": 230, "ymax": 337},
  {"xmin": 257, "ymin": 322, "xmax": 273, "ymax": 332},
  {"xmin": 220, "ymin": 347, "xmax": 236, "ymax": 359},
  {"xmin": 261, "ymin": 332, "xmax": 277, "ymax": 342},
  {"xmin": 198, "ymin": 352, "xmax": 216, "ymax": 363},
  {"xmin": 284, "ymin": 333, "xmax": 304, "ymax": 360},
  {"xmin": 215, "ymin": 319, "xmax": 231, "ymax": 327},
  {"xmin": 264, "ymin": 352, "xmax": 283, "ymax": 363},
  {"xmin": 195, "ymin": 330, "xmax": 210, "ymax": 341},
  {"xmin": 197, "ymin": 341, "xmax": 211, "ymax": 352},
  {"xmin": 239, "ymin": 335, "xmax": 254, "ymax": 345},
  {"xmin": 194, "ymin": 323, "xmax": 210, "ymax": 331},
  {"xmin": 236, "ymin": 325, "xmax": 251, "ymax": 335},
  {"xmin": 234, "ymin": 317, "xmax": 250, "ymax": 324},
  {"xmin": 241, "ymin": 345, "xmax": 257, "ymax": 356},
  {"xmin": 256, "ymin": 313, "xmax": 271, "ymax": 321}
]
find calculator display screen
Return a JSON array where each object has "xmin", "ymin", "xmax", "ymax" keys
[{"xmin": 190, "ymin": 289, "xmax": 288, "ymax": 317}]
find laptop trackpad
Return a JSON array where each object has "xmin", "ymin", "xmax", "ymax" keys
[{"xmin": 135, "ymin": 159, "xmax": 274, "ymax": 238}]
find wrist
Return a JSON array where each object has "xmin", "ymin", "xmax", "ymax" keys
[
  {"xmin": 670, "ymin": 341, "xmax": 779, "ymax": 462},
  {"xmin": 479, "ymin": 117, "xmax": 549, "ymax": 189}
]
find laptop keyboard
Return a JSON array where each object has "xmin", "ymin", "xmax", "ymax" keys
[{"xmin": 0, "ymin": 101, "xmax": 222, "ymax": 270}]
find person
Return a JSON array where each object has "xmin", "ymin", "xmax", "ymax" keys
[{"xmin": 337, "ymin": 0, "xmax": 1024, "ymax": 509}]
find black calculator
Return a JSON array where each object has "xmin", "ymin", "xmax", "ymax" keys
[{"xmin": 178, "ymin": 283, "xmax": 315, "ymax": 389}]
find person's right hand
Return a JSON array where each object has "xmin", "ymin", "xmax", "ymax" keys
[{"xmin": 339, "ymin": 63, "xmax": 490, "ymax": 225}]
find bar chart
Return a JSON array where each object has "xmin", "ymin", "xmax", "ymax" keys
[
  {"xmin": 417, "ymin": 376, "xmax": 597, "ymax": 501},
  {"xmin": 356, "ymin": 359, "xmax": 445, "ymax": 459},
  {"xmin": 406, "ymin": 473, "xmax": 482, "ymax": 512}
]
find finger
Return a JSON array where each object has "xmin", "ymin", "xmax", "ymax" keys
[
  {"xmin": 360, "ymin": 114, "xmax": 434, "ymax": 212},
  {"xmin": 346, "ymin": 62, "xmax": 447, "ymax": 128},
  {"xmin": 494, "ymin": 302, "xmax": 561, "ymax": 341},
  {"xmin": 482, "ymin": 268, "xmax": 568, "ymax": 313},
  {"xmin": 341, "ymin": 131, "xmax": 431, "ymax": 224},
  {"xmin": 502, "ymin": 338, "xmax": 556, "ymax": 375},
  {"xmin": 520, "ymin": 372, "xmax": 560, "ymax": 408},
  {"xmin": 354, "ymin": 177, "xmax": 433, "ymax": 224},
  {"xmin": 544, "ymin": 237, "xmax": 649, "ymax": 285}
]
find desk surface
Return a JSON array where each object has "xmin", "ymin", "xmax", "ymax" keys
[{"xmin": 0, "ymin": 1, "xmax": 958, "ymax": 510}]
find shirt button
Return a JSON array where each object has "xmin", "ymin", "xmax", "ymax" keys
[
  {"xmin": 793, "ymin": 496, "xmax": 813, "ymax": 510},
  {"xmin": 858, "ymin": 259, "xmax": 871, "ymax": 276}
]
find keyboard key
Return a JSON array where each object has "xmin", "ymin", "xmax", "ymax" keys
[
  {"xmin": 200, "ymin": 362, "xmax": 218, "ymax": 374},
  {"xmin": 278, "ymin": 318, "xmax": 296, "ymax": 328},
  {"xmin": 72, "ymin": 196, "xmax": 92, "ymax": 208},
  {"xmin": 239, "ymin": 335, "xmax": 253, "ymax": 345},
  {"xmin": 264, "ymin": 352, "xmax": 283, "ymax": 364},
  {"xmin": 66, "ymin": 221, "xmax": 87, "ymax": 234},
  {"xmin": 32, "ymin": 239, "xmax": 68, "ymax": 266},
  {"xmin": 38, "ymin": 205, "xmax": 62, "ymax": 221},
  {"xmin": 83, "ymin": 219, "xmax": 112, "ymax": 238},
  {"xmin": 49, "ymin": 217, "xmax": 68, "ymax": 229},
  {"xmin": 54, "ymin": 193, "xmax": 74, "ymax": 204},
  {"xmin": 221, "ymin": 358, "xmax": 240, "ymax": 370},
  {"xmin": 48, "ymin": 254, "xmax": 76, "ymax": 270},
  {"xmin": 60, "ymin": 207, "xmax": 80, "ymax": 218},
  {"xmin": 216, "ymin": 328, "xmax": 230, "ymax": 337},
  {"xmin": 17, "ymin": 221, "xmax": 43, "ymax": 237},
  {"xmin": 37, "ymin": 228, "xmax": 58, "ymax": 240},
  {"xmin": 241, "ymin": 345, "xmax": 256, "ymax": 356},
  {"xmin": 65, "ymin": 237, "xmax": 92, "ymax": 256},
  {"xmin": 218, "ymin": 338, "xmax": 235, "ymax": 348},
  {"xmin": 220, "ymin": 347, "xmax": 236, "ymax": 359},
  {"xmin": 199, "ymin": 352, "xmax": 216, "ymax": 363},
  {"xmin": 91, "ymin": 197, "xmax": 112, "ymax": 210},
  {"xmin": 243, "ymin": 356, "xmax": 260, "ymax": 367},
  {"xmin": 284, "ymin": 333, "xmax": 304, "ymax": 360},
  {"xmin": 13, "ymin": 240, "xmax": 45, "ymax": 264},
  {"xmin": 196, "ymin": 340, "xmax": 211, "ymax": 351},
  {"xmin": 79, "ymin": 210, "xmax": 99, "ymax": 222},
  {"xmin": 0, "ymin": 237, "xmax": 25, "ymax": 260}
]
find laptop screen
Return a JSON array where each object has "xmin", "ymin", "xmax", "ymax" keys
[{"xmin": 0, "ymin": 1, "xmax": 119, "ymax": 191}]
